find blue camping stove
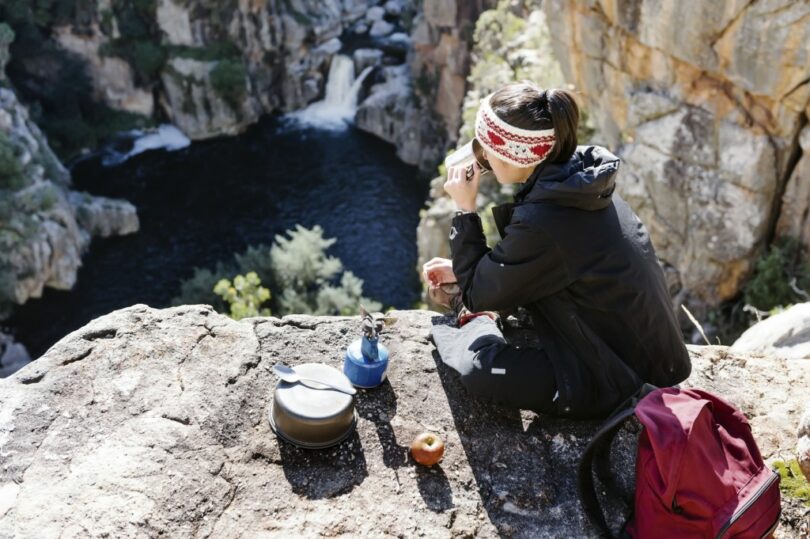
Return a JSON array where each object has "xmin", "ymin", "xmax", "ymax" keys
[{"xmin": 343, "ymin": 306, "xmax": 397, "ymax": 388}]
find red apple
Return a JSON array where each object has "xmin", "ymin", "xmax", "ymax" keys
[{"xmin": 410, "ymin": 432, "xmax": 445, "ymax": 466}]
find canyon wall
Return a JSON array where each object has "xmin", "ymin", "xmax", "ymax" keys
[
  {"xmin": 48, "ymin": 0, "xmax": 374, "ymax": 140},
  {"xmin": 418, "ymin": 0, "xmax": 810, "ymax": 326},
  {"xmin": 0, "ymin": 26, "xmax": 138, "ymax": 319},
  {"xmin": 357, "ymin": 0, "xmax": 497, "ymax": 172},
  {"xmin": 543, "ymin": 0, "xmax": 810, "ymax": 314},
  {"xmin": 1, "ymin": 0, "xmax": 495, "ymax": 328},
  {"xmin": 29, "ymin": 0, "xmax": 494, "ymax": 175}
]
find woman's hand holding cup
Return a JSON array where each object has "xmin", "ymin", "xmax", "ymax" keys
[
  {"xmin": 423, "ymin": 257, "xmax": 459, "ymax": 309},
  {"xmin": 443, "ymin": 161, "xmax": 480, "ymax": 212}
]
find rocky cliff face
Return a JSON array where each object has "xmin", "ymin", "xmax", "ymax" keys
[
  {"xmin": 0, "ymin": 304, "xmax": 807, "ymax": 536},
  {"xmin": 0, "ymin": 28, "xmax": 138, "ymax": 320},
  {"xmin": 2, "ymin": 0, "xmax": 511, "ymax": 179},
  {"xmin": 542, "ymin": 0, "xmax": 810, "ymax": 314},
  {"xmin": 357, "ymin": 0, "xmax": 497, "ymax": 173},
  {"xmin": 34, "ymin": 0, "xmax": 491, "ymax": 175},
  {"xmin": 47, "ymin": 0, "xmax": 361, "ymax": 140}
]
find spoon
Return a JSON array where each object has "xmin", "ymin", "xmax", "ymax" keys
[{"xmin": 273, "ymin": 364, "xmax": 357, "ymax": 395}]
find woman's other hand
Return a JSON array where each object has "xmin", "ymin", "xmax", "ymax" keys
[
  {"xmin": 443, "ymin": 161, "xmax": 480, "ymax": 212},
  {"xmin": 422, "ymin": 257, "xmax": 456, "ymax": 286}
]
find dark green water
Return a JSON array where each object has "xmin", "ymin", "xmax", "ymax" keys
[{"xmin": 4, "ymin": 113, "xmax": 429, "ymax": 360}]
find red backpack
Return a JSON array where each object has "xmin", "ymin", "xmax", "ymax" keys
[{"xmin": 578, "ymin": 385, "xmax": 782, "ymax": 538}]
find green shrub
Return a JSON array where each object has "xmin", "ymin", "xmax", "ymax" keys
[
  {"xmin": 0, "ymin": 198, "xmax": 13, "ymax": 222},
  {"xmin": 36, "ymin": 112, "xmax": 96, "ymax": 160},
  {"xmin": 168, "ymin": 41, "xmax": 241, "ymax": 62},
  {"xmin": 772, "ymin": 459, "xmax": 810, "ymax": 506},
  {"xmin": 111, "ymin": 0, "xmax": 156, "ymax": 40},
  {"xmin": 0, "ymin": 0, "xmax": 76, "ymax": 28},
  {"xmin": 15, "ymin": 183, "xmax": 60, "ymax": 213},
  {"xmin": 171, "ymin": 260, "xmax": 234, "ymax": 312},
  {"xmin": 704, "ymin": 235, "xmax": 810, "ymax": 345},
  {"xmin": 90, "ymin": 1, "xmax": 167, "ymax": 87},
  {"xmin": 0, "ymin": 23, "xmax": 14, "ymax": 70},
  {"xmin": 0, "ymin": 131, "xmax": 27, "ymax": 190},
  {"xmin": 36, "ymin": 99, "xmax": 153, "ymax": 161},
  {"xmin": 214, "ymin": 271, "xmax": 271, "ymax": 320},
  {"xmin": 233, "ymin": 242, "xmax": 276, "ymax": 292},
  {"xmin": 99, "ymin": 9, "xmax": 114, "ymax": 35},
  {"xmin": 99, "ymin": 38, "xmax": 167, "ymax": 85},
  {"xmin": 743, "ymin": 236, "xmax": 810, "ymax": 311},
  {"xmin": 172, "ymin": 224, "xmax": 384, "ymax": 317},
  {"xmin": 269, "ymin": 224, "xmax": 382, "ymax": 315},
  {"xmin": 132, "ymin": 40, "xmax": 166, "ymax": 81},
  {"xmin": 210, "ymin": 59, "xmax": 247, "ymax": 110}
]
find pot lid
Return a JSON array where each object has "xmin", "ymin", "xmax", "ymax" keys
[{"xmin": 273, "ymin": 363, "xmax": 354, "ymax": 421}]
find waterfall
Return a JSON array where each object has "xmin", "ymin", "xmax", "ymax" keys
[{"xmin": 283, "ymin": 54, "xmax": 375, "ymax": 129}]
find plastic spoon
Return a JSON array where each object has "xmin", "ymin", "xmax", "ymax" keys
[{"xmin": 273, "ymin": 363, "xmax": 357, "ymax": 395}]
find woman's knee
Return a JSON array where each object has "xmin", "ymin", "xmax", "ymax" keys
[
  {"xmin": 459, "ymin": 344, "xmax": 559, "ymax": 413},
  {"xmin": 457, "ymin": 343, "xmax": 507, "ymax": 398}
]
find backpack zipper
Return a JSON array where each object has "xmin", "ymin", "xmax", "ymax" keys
[{"xmin": 715, "ymin": 470, "xmax": 779, "ymax": 539}]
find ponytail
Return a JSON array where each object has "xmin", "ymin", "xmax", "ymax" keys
[{"xmin": 544, "ymin": 88, "xmax": 579, "ymax": 163}]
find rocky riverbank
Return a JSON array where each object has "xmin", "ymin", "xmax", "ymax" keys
[
  {"xmin": 1, "ymin": 304, "xmax": 807, "ymax": 537},
  {"xmin": 0, "ymin": 26, "xmax": 138, "ymax": 331}
]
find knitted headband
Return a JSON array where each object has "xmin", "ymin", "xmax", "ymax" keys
[{"xmin": 474, "ymin": 92, "xmax": 556, "ymax": 168}]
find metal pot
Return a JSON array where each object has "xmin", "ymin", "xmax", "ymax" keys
[{"xmin": 268, "ymin": 363, "xmax": 357, "ymax": 449}]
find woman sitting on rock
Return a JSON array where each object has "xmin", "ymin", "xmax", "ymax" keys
[{"xmin": 424, "ymin": 81, "xmax": 692, "ymax": 419}]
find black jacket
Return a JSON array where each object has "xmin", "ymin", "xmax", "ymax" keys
[{"xmin": 448, "ymin": 145, "xmax": 691, "ymax": 419}]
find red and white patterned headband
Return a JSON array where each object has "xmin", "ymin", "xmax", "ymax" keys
[{"xmin": 474, "ymin": 92, "xmax": 556, "ymax": 168}]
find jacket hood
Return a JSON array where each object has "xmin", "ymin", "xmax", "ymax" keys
[{"xmin": 514, "ymin": 145, "xmax": 619, "ymax": 210}]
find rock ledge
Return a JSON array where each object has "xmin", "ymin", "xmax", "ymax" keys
[{"xmin": 1, "ymin": 304, "xmax": 807, "ymax": 537}]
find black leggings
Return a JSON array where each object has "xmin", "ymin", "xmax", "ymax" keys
[{"xmin": 429, "ymin": 316, "xmax": 559, "ymax": 414}]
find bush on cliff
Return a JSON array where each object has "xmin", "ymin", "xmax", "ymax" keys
[
  {"xmin": 210, "ymin": 59, "xmax": 247, "ymax": 111},
  {"xmin": 172, "ymin": 224, "xmax": 383, "ymax": 317},
  {"xmin": 0, "ymin": 131, "xmax": 27, "ymax": 190},
  {"xmin": 743, "ymin": 235, "xmax": 810, "ymax": 312},
  {"xmin": 213, "ymin": 271, "xmax": 272, "ymax": 320},
  {"xmin": 706, "ymin": 235, "xmax": 810, "ymax": 344},
  {"xmin": 172, "ymin": 261, "xmax": 231, "ymax": 314}
]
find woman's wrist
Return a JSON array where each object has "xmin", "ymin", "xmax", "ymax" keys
[{"xmin": 455, "ymin": 203, "xmax": 476, "ymax": 213}]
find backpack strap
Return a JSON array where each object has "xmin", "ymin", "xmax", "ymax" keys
[
  {"xmin": 577, "ymin": 384, "xmax": 658, "ymax": 537},
  {"xmin": 577, "ymin": 406, "xmax": 637, "ymax": 537}
]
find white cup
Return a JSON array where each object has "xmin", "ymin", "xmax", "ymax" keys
[{"xmin": 444, "ymin": 138, "xmax": 492, "ymax": 181}]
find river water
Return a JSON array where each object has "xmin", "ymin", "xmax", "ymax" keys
[{"xmin": 4, "ymin": 112, "xmax": 429, "ymax": 361}]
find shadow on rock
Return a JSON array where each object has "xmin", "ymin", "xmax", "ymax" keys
[
  {"xmin": 355, "ymin": 379, "xmax": 408, "ymax": 469},
  {"xmin": 414, "ymin": 463, "xmax": 454, "ymax": 512},
  {"xmin": 278, "ymin": 430, "xmax": 368, "ymax": 499},
  {"xmin": 428, "ymin": 317, "xmax": 637, "ymax": 537}
]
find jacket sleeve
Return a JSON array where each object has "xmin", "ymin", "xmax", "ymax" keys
[{"xmin": 448, "ymin": 211, "xmax": 571, "ymax": 312}]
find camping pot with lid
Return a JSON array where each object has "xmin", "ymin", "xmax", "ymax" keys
[{"xmin": 268, "ymin": 363, "xmax": 357, "ymax": 449}]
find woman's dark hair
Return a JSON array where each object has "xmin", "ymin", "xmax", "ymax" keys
[{"xmin": 488, "ymin": 81, "xmax": 580, "ymax": 164}]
